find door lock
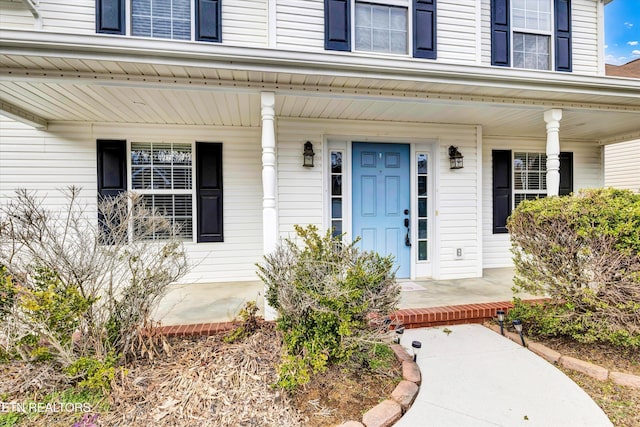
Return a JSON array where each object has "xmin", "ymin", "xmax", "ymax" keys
[{"xmin": 404, "ymin": 209, "xmax": 411, "ymax": 247}]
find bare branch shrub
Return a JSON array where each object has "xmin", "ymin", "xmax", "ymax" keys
[
  {"xmin": 0, "ymin": 187, "xmax": 189, "ymax": 367},
  {"xmin": 508, "ymin": 188, "xmax": 640, "ymax": 346},
  {"xmin": 257, "ymin": 224, "xmax": 400, "ymax": 390}
]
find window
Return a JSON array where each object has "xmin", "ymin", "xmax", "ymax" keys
[
  {"xmin": 492, "ymin": 149, "xmax": 572, "ymax": 234},
  {"xmin": 96, "ymin": 0, "xmax": 221, "ymax": 42},
  {"xmin": 330, "ymin": 151, "xmax": 344, "ymax": 237},
  {"xmin": 491, "ymin": 0, "xmax": 572, "ymax": 72},
  {"xmin": 513, "ymin": 152, "xmax": 546, "ymax": 206},
  {"xmin": 132, "ymin": 0, "xmax": 191, "ymax": 40},
  {"xmin": 511, "ymin": 0, "xmax": 551, "ymax": 70},
  {"xmin": 416, "ymin": 153, "xmax": 429, "ymax": 261},
  {"xmin": 355, "ymin": 2, "xmax": 408, "ymax": 54},
  {"xmin": 97, "ymin": 139, "xmax": 223, "ymax": 243},
  {"xmin": 324, "ymin": 0, "xmax": 436, "ymax": 59},
  {"xmin": 131, "ymin": 142, "xmax": 193, "ymax": 239}
]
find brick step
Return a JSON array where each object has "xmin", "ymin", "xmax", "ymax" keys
[{"xmin": 156, "ymin": 301, "xmax": 518, "ymax": 337}]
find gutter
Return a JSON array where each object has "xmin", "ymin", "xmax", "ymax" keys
[{"xmin": 1, "ymin": 29, "xmax": 640, "ymax": 99}]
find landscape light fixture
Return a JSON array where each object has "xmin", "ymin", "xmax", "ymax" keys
[
  {"xmin": 512, "ymin": 319, "xmax": 526, "ymax": 347},
  {"xmin": 448, "ymin": 145, "xmax": 464, "ymax": 169},
  {"xmin": 303, "ymin": 141, "xmax": 315, "ymax": 167},
  {"xmin": 394, "ymin": 326, "xmax": 405, "ymax": 344},
  {"xmin": 411, "ymin": 340, "xmax": 422, "ymax": 362},
  {"xmin": 496, "ymin": 310, "xmax": 505, "ymax": 336}
]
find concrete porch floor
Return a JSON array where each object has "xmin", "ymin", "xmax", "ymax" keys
[{"xmin": 153, "ymin": 267, "xmax": 536, "ymax": 326}]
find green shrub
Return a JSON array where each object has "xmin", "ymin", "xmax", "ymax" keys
[
  {"xmin": 508, "ymin": 188, "xmax": 640, "ymax": 348},
  {"xmin": 64, "ymin": 353, "xmax": 120, "ymax": 392},
  {"xmin": 257, "ymin": 225, "xmax": 400, "ymax": 390}
]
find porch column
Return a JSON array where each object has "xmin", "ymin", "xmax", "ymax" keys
[
  {"xmin": 261, "ymin": 92, "xmax": 278, "ymax": 321},
  {"xmin": 544, "ymin": 109, "xmax": 563, "ymax": 197},
  {"xmin": 261, "ymin": 91, "xmax": 278, "ymax": 253}
]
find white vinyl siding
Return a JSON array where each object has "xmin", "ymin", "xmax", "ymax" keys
[
  {"xmin": 604, "ymin": 140, "xmax": 640, "ymax": 192},
  {"xmin": 276, "ymin": 0, "xmax": 325, "ymax": 51},
  {"xmin": 0, "ymin": 115, "xmax": 263, "ymax": 283},
  {"xmin": 0, "ymin": 0, "xmax": 268, "ymax": 48},
  {"xmin": 480, "ymin": 0, "xmax": 599, "ymax": 75},
  {"xmin": 0, "ymin": 0, "xmax": 95, "ymax": 33},
  {"xmin": 222, "ymin": 0, "xmax": 268, "ymax": 47},
  {"xmin": 482, "ymin": 137, "xmax": 603, "ymax": 269},
  {"xmin": 276, "ymin": 118, "xmax": 482, "ymax": 280},
  {"xmin": 436, "ymin": 0, "xmax": 478, "ymax": 64}
]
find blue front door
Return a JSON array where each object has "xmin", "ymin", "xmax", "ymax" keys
[{"xmin": 352, "ymin": 142, "xmax": 411, "ymax": 278}]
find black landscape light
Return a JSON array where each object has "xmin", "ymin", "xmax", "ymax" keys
[
  {"xmin": 411, "ymin": 340, "xmax": 422, "ymax": 362},
  {"xmin": 394, "ymin": 326, "xmax": 405, "ymax": 344},
  {"xmin": 496, "ymin": 310, "xmax": 505, "ymax": 336},
  {"xmin": 512, "ymin": 319, "xmax": 526, "ymax": 347}
]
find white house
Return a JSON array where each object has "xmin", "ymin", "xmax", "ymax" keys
[{"xmin": 1, "ymin": 0, "xmax": 639, "ymax": 285}]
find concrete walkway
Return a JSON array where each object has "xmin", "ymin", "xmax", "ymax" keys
[{"xmin": 396, "ymin": 324, "xmax": 612, "ymax": 427}]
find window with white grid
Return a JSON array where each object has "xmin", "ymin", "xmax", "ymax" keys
[
  {"xmin": 511, "ymin": 0, "xmax": 552, "ymax": 70},
  {"xmin": 132, "ymin": 0, "xmax": 191, "ymax": 40},
  {"xmin": 514, "ymin": 152, "xmax": 547, "ymax": 206},
  {"xmin": 130, "ymin": 142, "xmax": 193, "ymax": 239},
  {"xmin": 355, "ymin": 1, "xmax": 408, "ymax": 54}
]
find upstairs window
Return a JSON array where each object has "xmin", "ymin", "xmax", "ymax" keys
[
  {"xmin": 325, "ymin": 0, "xmax": 436, "ymax": 59},
  {"xmin": 491, "ymin": 0, "xmax": 572, "ymax": 72},
  {"xmin": 96, "ymin": 0, "xmax": 221, "ymax": 43},
  {"xmin": 511, "ymin": 0, "xmax": 551, "ymax": 70},
  {"xmin": 355, "ymin": 2, "xmax": 408, "ymax": 54},
  {"xmin": 132, "ymin": 0, "xmax": 191, "ymax": 40}
]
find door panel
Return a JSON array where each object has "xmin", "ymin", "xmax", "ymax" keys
[{"xmin": 353, "ymin": 142, "xmax": 411, "ymax": 278}]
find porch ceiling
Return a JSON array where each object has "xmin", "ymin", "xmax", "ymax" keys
[{"xmin": 1, "ymin": 51, "xmax": 640, "ymax": 142}]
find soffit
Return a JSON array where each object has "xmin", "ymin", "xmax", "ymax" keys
[{"xmin": 1, "ymin": 51, "xmax": 640, "ymax": 141}]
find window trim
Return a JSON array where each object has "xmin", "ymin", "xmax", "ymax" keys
[
  {"xmin": 510, "ymin": 0, "xmax": 554, "ymax": 70},
  {"xmin": 352, "ymin": 0, "xmax": 411, "ymax": 56},
  {"xmin": 512, "ymin": 151, "xmax": 547, "ymax": 208}
]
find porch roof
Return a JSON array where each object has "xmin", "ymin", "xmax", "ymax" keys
[{"xmin": 1, "ymin": 29, "xmax": 639, "ymax": 143}]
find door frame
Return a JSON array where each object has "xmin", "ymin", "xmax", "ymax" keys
[{"xmin": 324, "ymin": 135, "xmax": 440, "ymax": 279}]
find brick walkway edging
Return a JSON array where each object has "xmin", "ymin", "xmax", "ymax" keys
[
  {"xmin": 485, "ymin": 324, "xmax": 640, "ymax": 390},
  {"xmin": 155, "ymin": 301, "xmax": 522, "ymax": 337}
]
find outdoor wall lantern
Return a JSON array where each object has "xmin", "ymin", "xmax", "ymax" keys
[
  {"xmin": 496, "ymin": 310, "xmax": 505, "ymax": 336},
  {"xmin": 394, "ymin": 326, "xmax": 405, "ymax": 344},
  {"xmin": 411, "ymin": 340, "xmax": 422, "ymax": 362},
  {"xmin": 512, "ymin": 319, "xmax": 526, "ymax": 347},
  {"xmin": 303, "ymin": 141, "xmax": 315, "ymax": 167},
  {"xmin": 448, "ymin": 145, "xmax": 464, "ymax": 169}
]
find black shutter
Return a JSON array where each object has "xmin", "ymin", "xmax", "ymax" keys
[
  {"xmin": 196, "ymin": 0, "xmax": 222, "ymax": 42},
  {"xmin": 491, "ymin": 0, "xmax": 510, "ymax": 67},
  {"xmin": 559, "ymin": 152, "xmax": 573, "ymax": 196},
  {"xmin": 96, "ymin": 0, "xmax": 125, "ymax": 35},
  {"xmin": 325, "ymin": 0, "xmax": 350, "ymax": 51},
  {"xmin": 97, "ymin": 140, "xmax": 127, "ymax": 197},
  {"xmin": 493, "ymin": 150, "xmax": 512, "ymax": 234},
  {"xmin": 196, "ymin": 142, "xmax": 223, "ymax": 242},
  {"xmin": 413, "ymin": 0, "xmax": 437, "ymax": 59},
  {"xmin": 554, "ymin": 0, "xmax": 572, "ymax": 72},
  {"xmin": 97, "ymin": 139, "xmax": 127, "ymax": 244}
]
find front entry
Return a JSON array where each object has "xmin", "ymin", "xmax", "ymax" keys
[{"xmin": 352, "ymin": 142, "xmax": 411, "ymax": 278}]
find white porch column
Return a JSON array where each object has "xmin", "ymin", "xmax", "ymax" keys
[
  {"xmin": 544, "ymin": 109, "xmax": 563, "ymax": 197},
  {"xmin": 261, "ymin": 91, "xmax": 278, "ymax": 254},
  {"xmin": 261, "ymin": 92, "xmax": 278, "ymax": 321}
]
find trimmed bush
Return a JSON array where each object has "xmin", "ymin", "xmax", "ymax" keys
[
  {"xmin": 508, "ymin": 188, "xmax": 640, "ymax": 347},
  {"xmin": 257, "ymin": 225, "xmax": 400, "ymax": 390}
]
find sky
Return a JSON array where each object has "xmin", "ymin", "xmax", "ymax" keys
[{"xmin": 605, "ymin": 0, "xmax": 640, "ymax": 65}]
